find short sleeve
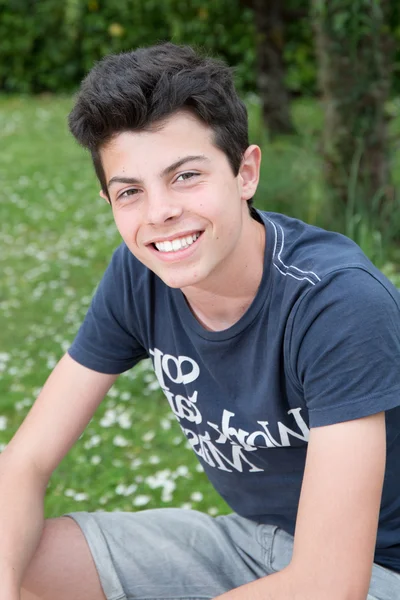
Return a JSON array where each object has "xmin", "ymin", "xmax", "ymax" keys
[
  {"xmin": 288, "ymin": 268, "xmax": 400, "ymax": 427},
  {"xmin": 68, "ymin": 245, "xmax": 147, "ymax": 374}
]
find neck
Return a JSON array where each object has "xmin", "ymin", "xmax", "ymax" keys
[{"xmin": 182, "ymin": 215, "xmax": 266, "ymax": 331}]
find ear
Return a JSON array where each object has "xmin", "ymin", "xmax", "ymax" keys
[
  {"xmin": 99, "ymin": 189, "xmax": 111, "ymax": 205},
  {"xmin": 238, "ymin": 145, "xmax": 261, "ymax": 201}
]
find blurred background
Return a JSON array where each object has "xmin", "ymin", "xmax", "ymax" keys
[{"xmin": 0, "ymin": 0, "xmax": 399, "ymax": 515}]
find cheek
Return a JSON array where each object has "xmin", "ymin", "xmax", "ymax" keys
[
  {"xmin": 113, "ymin": 223, "xmax": 138, "ymax": 252},
  {"xmin": 113, "ymin": 209, "xmax": 140, "ymax": 239}
]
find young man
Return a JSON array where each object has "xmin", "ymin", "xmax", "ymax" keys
[{"xmin": 1, "ymin": 43, "xmax": 400, "ymax": 600}]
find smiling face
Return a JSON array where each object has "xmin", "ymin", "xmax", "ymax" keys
[{"xmin": 100, "ymin": 111, "xmax": 261, "ymax": 291}]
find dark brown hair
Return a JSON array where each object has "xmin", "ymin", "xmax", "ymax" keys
[{"xmin": 69, "ymin": 43, "xmax": 254, "ymax": 211}]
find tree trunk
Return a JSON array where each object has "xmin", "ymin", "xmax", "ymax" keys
[
  {"xmin": 252, "ymin": 0, "xmax": 296, "ymax": 137},
  {"xmin": 312, "ymin": 0, "xmax": 394, "ymax": 216}
]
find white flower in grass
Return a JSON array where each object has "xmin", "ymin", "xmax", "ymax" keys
[
  {"xmin": 160, "ymin": 418, "xmax": 171, "ymax": 430},
  {"xmin": 0, "ymin": 417, "xmax": 8, "ymax": 431},
  {"xmin": 74, "ymin": 493, "xmax": 89, "ymax": 502},
  {"xmin": 208, "ymin": 507, "xmax": 219, "ymax": 516},
  {"xmin": 64, "ymin": 489, "xmax": 76, "ymax": 497},
  {"xmin": 144, "ymin": 470, "xmax": 176, "ymax": 503},
  {"xmin": 117, "ymin": 412, "xmax": 132, "ymax": 429},
  {"xmin": 60, "ymin": 340, "xmax": 71, "ymax": 352},
  {"xmin": 195, "ymin": 464, "xmax": 204, "ymax": 473},
  {"xmin": 130, "ymin": 458, "xmax": 142, "ymax": 470},
  {"xmin": 90, "ymin": 455, "xmax": 102, "ymax": 465},
  {"xmin": 147, "ymin": 380, "xmax": 160, "ymax": 391},
  {"xmin": 174, "ymin": 465, "xmax": 189, "ymax": 478},
  {"xmin": 133, "ymin": 495, "xmax": 151, "ymax": 507},
  {"xmin": 115, "ymin": 484, "xmax": 125, "ymax": 496},
  {"xmin": 145, "ymin": 470, "xmax": 170, "ymax": 488},
  {"xmin": 122, "ymin": 370, "xmax": 137, "ymax": 381},
  {"xmin": 161, "ymin": 480, "xmax": 176, "ymax": 503},
  {"xmin": 181, "ymin": 502, "xmax": 192, "ymax": 510},
  {"xmin": 46, "ymin": 356, "xmax": 57, "ymax": 370},
  {"xmin": 113, "ymin": 435, "xmax": 129, "ymax": 448},
  {"xmin": 100, "ymin": 409, "xmax": 117, "ymax": 428},
  {"xmin": 142, "ymin": 431, "xmax": 155, "ymax": 442},
  {"xmin": 190, "ymin": 492, "xmax": 203, "ymax": 502},
  {"xmin": 15, "ymin": 398, "xmax": 32, "ymax": 412},
  {"xmin": 115, "ymin": 483, "xmax": 137, "ymax": 496},
  {"xmin": 84, "ymin": 434, "xmax": 102, "ymax": 449}
]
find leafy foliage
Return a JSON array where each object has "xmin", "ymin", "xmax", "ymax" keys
[
  {"xmin": 1, "ymin": 0, "xmax": 400, "ymax": 95},
  {"xmin": 0, "ymin": 0, "xmax": 256, "ymax": 94}
]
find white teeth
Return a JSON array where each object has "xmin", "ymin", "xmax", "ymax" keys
[{"xmin": 155, "ymin": 233, "xmax": 200, "ymax": 253}]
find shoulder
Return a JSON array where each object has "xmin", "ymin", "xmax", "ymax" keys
[
  {"xmin": 258, "ymin": 210, "xmax": 399, "ymax": 304},
  {"xmin": 259, "ymin": 210, "xmax": 374, "ymax": 280}
]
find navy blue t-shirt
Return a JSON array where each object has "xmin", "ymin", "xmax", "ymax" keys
[{"xmin": 69, "ymin": 211, "xmax": 400, "ymax": 572}]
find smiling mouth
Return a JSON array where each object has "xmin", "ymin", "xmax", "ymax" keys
[{"xmin": 153, "ymin": 232, "xmax": 202, "ymax": 253}]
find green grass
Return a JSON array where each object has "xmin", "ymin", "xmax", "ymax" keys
[{"xmin": 0, "ymin": 95, "xmax": 399, "ymax": 518}]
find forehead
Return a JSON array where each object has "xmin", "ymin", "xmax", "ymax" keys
[{"xmin": 101, "ymin": 111, "xmax": 217, "ymax": 170}]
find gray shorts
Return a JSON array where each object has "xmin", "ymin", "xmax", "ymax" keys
[{"xmin": 66, "ymin": 509, "xmax": 400, "ymax": 600}]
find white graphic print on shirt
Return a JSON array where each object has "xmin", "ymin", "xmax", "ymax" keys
[{"xmin": 150, "ymin": 347, "xmax": 310, "ymax": 474}]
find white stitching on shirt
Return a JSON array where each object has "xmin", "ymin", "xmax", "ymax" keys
[{"xmin": 266, "ymin": 218, "xmax": 321, "ymax": 286}]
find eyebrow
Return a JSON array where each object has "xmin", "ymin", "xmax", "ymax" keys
[{"xmin": 107, "ymin": 155, "xmax": 209, "ymax": 188}]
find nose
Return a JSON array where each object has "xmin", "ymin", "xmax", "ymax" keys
[{"xmin": 146, "ymin": 188, "xmax": 183, "ymax": 225}]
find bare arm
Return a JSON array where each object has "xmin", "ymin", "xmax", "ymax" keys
[
  {"xmin": 214, "ymin": 412, "xmax": 386, "ymax": 600},
  {"xmin": 0, "ymin": 353, "xmax": 118, "ymax": 592}
]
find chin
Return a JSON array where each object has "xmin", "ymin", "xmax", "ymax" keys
[{"xmin": 159, "ymin": 269, "xmax": 208, "ymax": 290}]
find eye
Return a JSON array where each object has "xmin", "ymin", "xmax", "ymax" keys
[
  {"xmin": 175, "ymin": 172, "xmax": 199, "ymax": 182},
  {"xmin": 118, "ymin": 188, "xmax": 140, "ymax": 200}
]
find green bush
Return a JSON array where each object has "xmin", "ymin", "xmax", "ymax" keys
[
  {"xmin": 1, "ymin": 0, "xmax": 399, "ymax": 96},
  {"xmin": 0, "ymin": 0, "xmax": 327, "ymax": 96},
  {"xmin": 0, "ymin": 0, "xmax": 256, "ymax": 94}
]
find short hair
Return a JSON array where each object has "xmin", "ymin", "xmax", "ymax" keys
[{"xmin": 68, "ymin": 42, "xmax": 254, "ymax": 211}]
